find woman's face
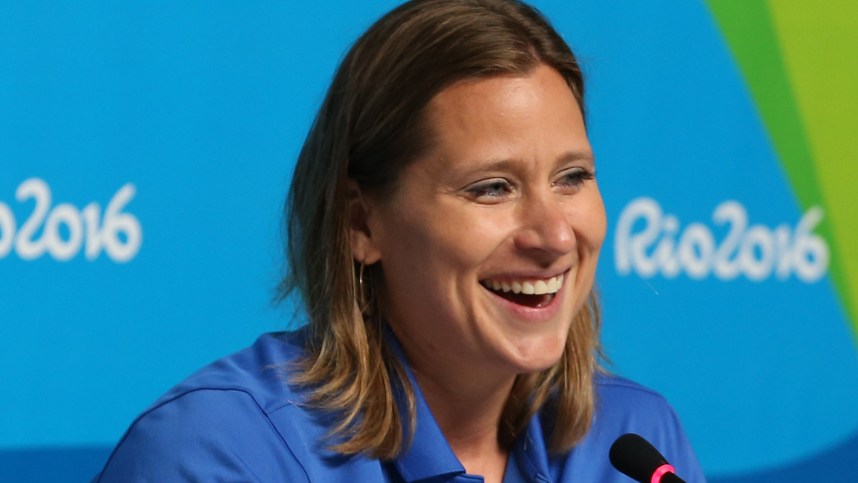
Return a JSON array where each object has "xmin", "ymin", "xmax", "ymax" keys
[{"xmin": 360, "ymin": 64, "xmax": 606, "ymax": 380}]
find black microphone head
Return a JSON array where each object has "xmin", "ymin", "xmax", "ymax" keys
[{"xmin": 609, "ymin": 433, "xmax": 670, "ymax": 482}]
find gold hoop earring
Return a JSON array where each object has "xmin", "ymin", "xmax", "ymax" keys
[
  {"xmin": 357, "ymin": 262, "xmax": 372, "ymax": 315},
  {"xmin": 358, "ymin": 262, "xmax": 366, "ymax": 297}
]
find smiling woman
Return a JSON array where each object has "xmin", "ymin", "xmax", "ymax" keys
[
  {"xmin": 357, "ymin": 66, "xmax": 607, "ymax": 443},
  {"xmin": 95, "ymin": 1, "xmax": 704, "ymax": 482}
]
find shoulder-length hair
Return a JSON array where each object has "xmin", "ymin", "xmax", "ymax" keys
[{"xmin": 282, "ymin": 0, "xmax": 601, "ymax": 459}]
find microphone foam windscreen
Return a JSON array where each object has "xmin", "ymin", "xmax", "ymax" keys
[{"xmin": 609, "ymin": 433, "xmax": 669, "ymax": 482}]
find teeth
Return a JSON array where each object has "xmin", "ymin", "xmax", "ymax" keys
[{"xmin": 482, "ymin": 274, "xmax": 564, "ymax": 295}]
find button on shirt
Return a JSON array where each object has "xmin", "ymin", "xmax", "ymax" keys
[{"xmin": 96, "ymin": 331, "xmax": 705, "ymax": 482}]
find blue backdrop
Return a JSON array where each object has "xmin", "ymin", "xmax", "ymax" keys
[{"xmin": 2, "ymin": 1, "xmax": 856, "ymax": 481}]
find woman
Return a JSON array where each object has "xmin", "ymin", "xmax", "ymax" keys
[{"xmin": 97, "ymin": 0, "xmax": 704, "ymax": 481}]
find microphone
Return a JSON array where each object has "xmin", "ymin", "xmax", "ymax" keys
[{"xmin": 609, "ymin": 433, "xmax": 685, "ymax": 483}]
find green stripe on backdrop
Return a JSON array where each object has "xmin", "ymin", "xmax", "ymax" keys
[
  {"xmin": 705, "ymin": 0, "xmax": 856, "ymax": 342},
  {"xmin": 766, "ymin": 0, "xmax": 858, "ymax": 345}
]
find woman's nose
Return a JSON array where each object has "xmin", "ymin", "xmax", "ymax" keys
[{"xmin": 513, "ymin": 194, "xmax": 575, "ymax": 257}]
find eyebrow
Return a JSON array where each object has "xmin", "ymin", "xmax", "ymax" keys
[
  {"xmin": 557, "ymin": 150, "xmax": 596, "ymax": 166},
  {"xmin": 462, "ymin": 150, "xmax": 595, "ymax": 174}
]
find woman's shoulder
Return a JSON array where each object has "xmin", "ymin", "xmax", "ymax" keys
[
  {"xmin": 95, "ymin": 330, "xmax": 317, "ymax": 482},
  {"xmin": 590, "ymin": 372, "xmax": 692, "ymax": 446},
  {"xmin": 554, "ymin": 372, "xmax": 706, "ymax": 482},
  {"xmin": 159, "ymin": 331, "xmax": 306, "ymax": 405},
  {"xmin": 594, "ymin": 372, "xmax": 676, "ymax": 413}
]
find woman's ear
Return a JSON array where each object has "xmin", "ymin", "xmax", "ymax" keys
[{"xmin": 346, "ymin": 179, "xmax": 382, "ymax": 265}]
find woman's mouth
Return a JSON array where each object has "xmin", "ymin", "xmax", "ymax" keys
[{"xmin": 479, "ymin": 273, "xmax": 564, "ymax": 308}]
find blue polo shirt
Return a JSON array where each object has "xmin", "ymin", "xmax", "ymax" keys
[{"xmin": 95, "ymin": 331, "xmax": 705, "ymax": 482}]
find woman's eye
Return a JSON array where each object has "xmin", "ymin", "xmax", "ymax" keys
[
  {"xmin": 466, "ymin": 179, "xmax": 513, "ymax": 200},
  {"xmin": 554, "ymin": 168, "xmax": 595, "ymax": 191}
]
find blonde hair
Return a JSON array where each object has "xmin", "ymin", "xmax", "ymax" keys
[{"xmin": 282, "ymin": 0, "xmax": 601, "ymax": 459}]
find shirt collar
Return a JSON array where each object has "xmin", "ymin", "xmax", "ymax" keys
[
  {"xmin": 510, "ymin": 413, "xmax": 552, "ymax": 482},
  {"xmin": 385, "ymin": 329, "xmax": 552, "ymax": 483},
  {"xmin": 386, "ymin": 330, "xmax": 466, "ymax": 482}
]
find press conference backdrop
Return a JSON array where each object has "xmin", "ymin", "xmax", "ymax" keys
[{"xmin": 2, "ymin": 1, "xmax": 856, "ymax": 481}]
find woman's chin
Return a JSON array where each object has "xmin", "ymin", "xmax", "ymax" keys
[{"xmin": 502, "ymin": 340, "xmax": 567, "ymax": 375}]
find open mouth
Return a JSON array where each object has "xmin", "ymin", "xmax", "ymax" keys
[{"xmin": 480, "ymin": 274, "xmax": 564, "ymax": 309}]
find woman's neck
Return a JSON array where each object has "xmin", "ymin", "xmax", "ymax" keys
[{"xmin": 410, "ymin": 365, "xmax": 515, "ymax": 483}]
